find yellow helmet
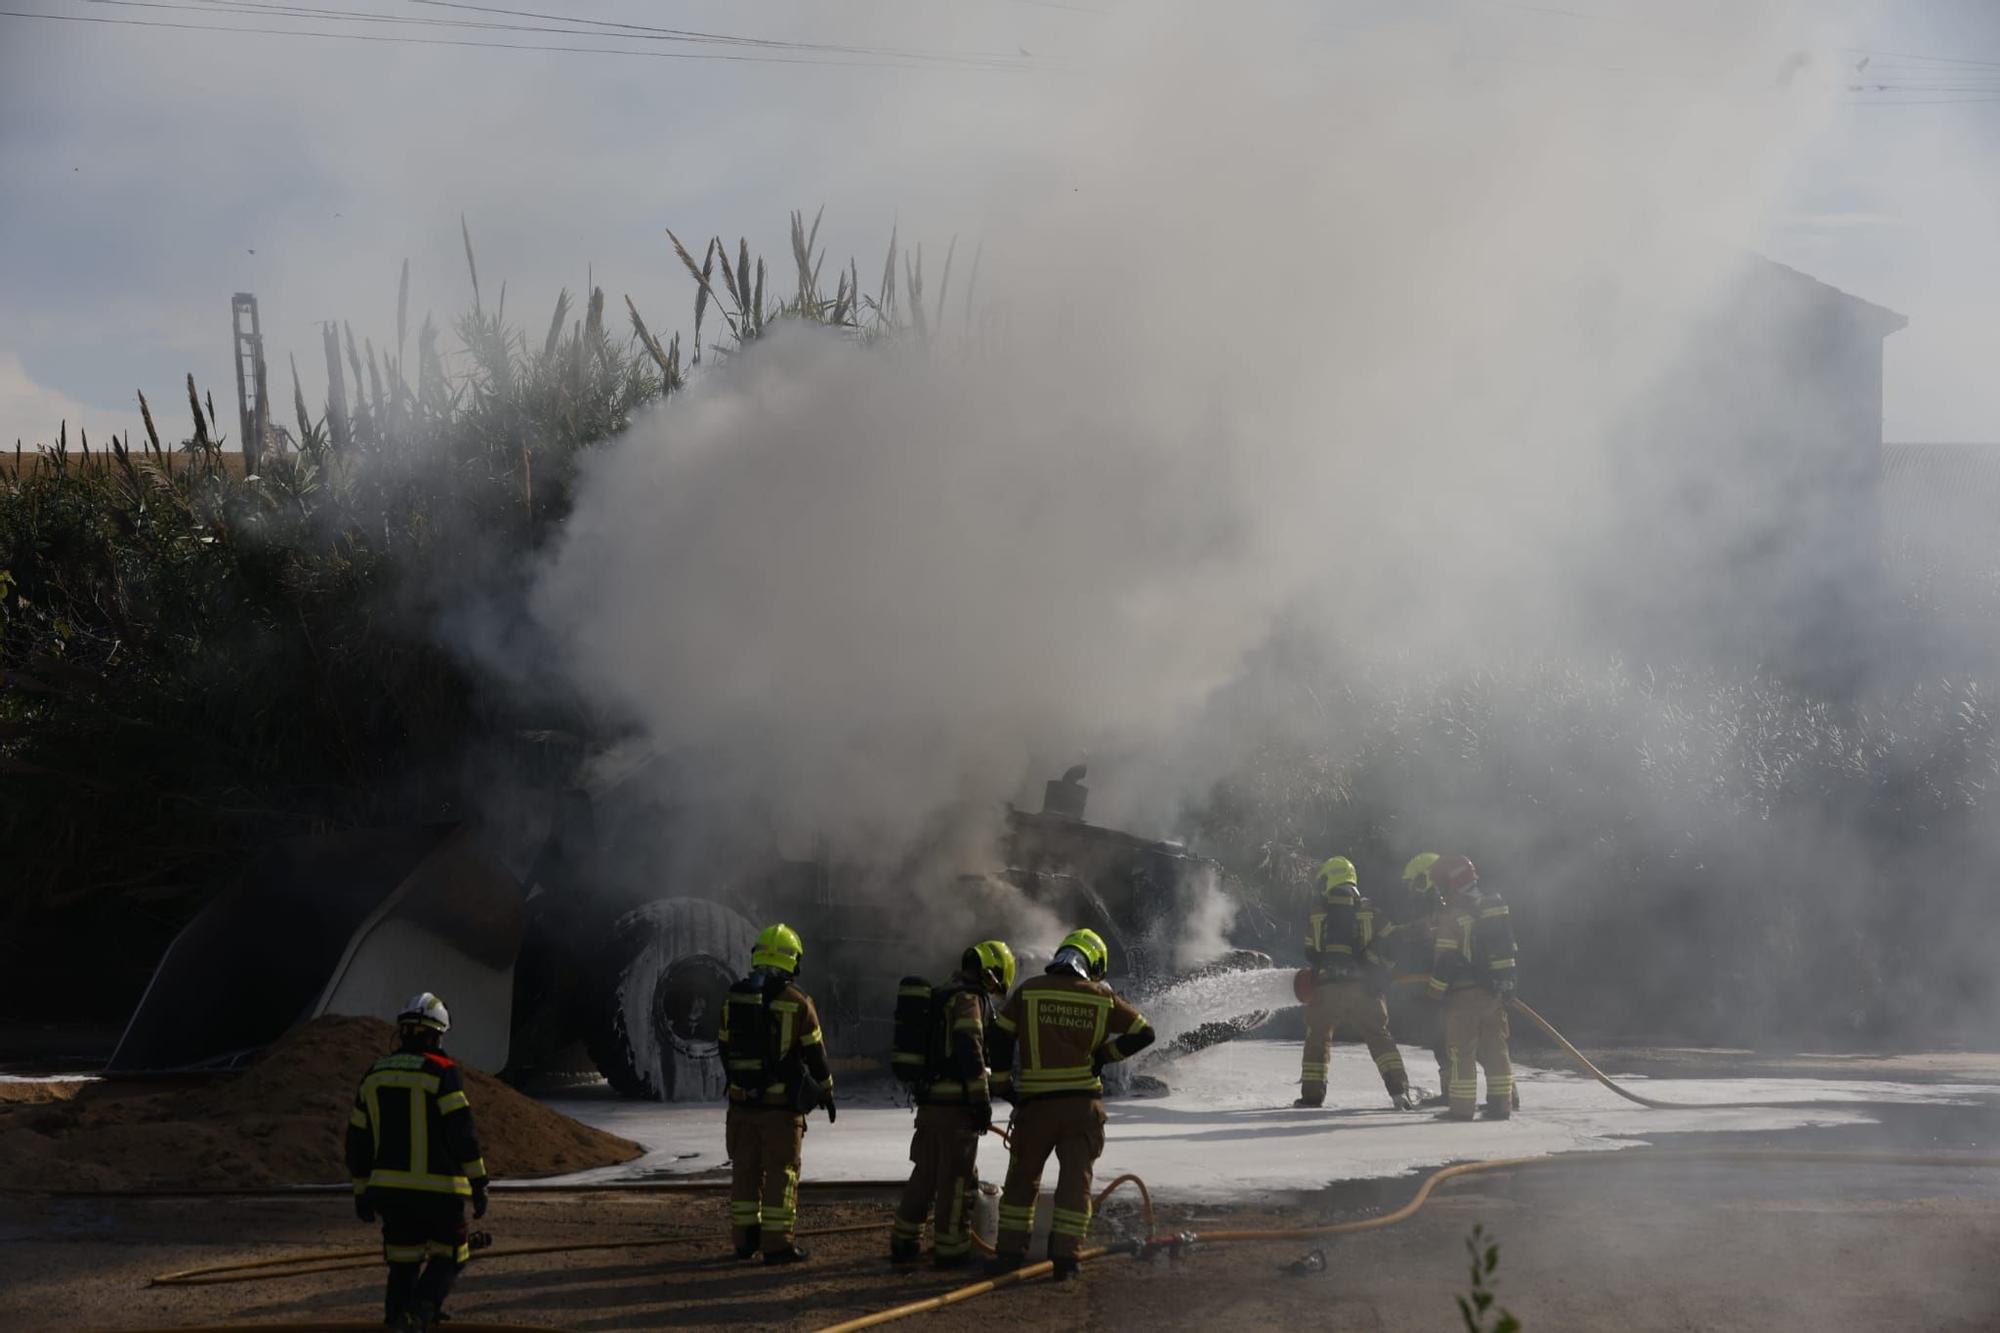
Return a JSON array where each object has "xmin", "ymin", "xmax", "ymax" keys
[
  {"xmin": 1401, "ymin": 853, "xmax": 1440, "ymax": 889},
  {"xmin": 1055, "ymin": 927, "xmax": 1110, "ymax": 980},
  {"xmin": 1317, "ymin": 855, "xmax": 1358, "ymax": 895},
  {"xmin": 751, "ymin": 922, "xmax": 804, "ymax": 975},
  {"xmin": 964, "ymin": 939, "xmax": 1018, "ymax": 995}
]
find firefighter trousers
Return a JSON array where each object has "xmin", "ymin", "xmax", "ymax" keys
[
  {"xmin": 375, "ymin": 1191, "xmax": 467, "ymax": 1323},
  {"xmin": 996, "ymin": 1096, "xmax": 1105, "ymax": 1260},
  {"xmin": 726, "ymin": 1103, "xmax": 805, "ymax": 1253},
  {"xmin": 1301, "ymin": 981, "xmax": 1408, "ymax": 1101},
  {"xmin": 893, "ymin": 1102, "xmax": 985, "ymax": 1260},
  {"xmin": 1442, "ymin": 988, "xmax": 1513, "ymax": 1118}
]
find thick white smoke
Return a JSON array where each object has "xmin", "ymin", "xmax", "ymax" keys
[{"xmin": 528, "ymin": 1, "xmax": 1857, "ymax": 872}]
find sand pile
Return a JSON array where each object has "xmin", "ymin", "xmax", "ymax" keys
[{"xmin": 0, "ymin": 1015, "xmax": 641, "ymax": 1192}]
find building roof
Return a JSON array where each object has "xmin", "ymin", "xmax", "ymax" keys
[{"xmin": 1749, "ymin": 256, "xmax": 1908, "ymax": 338}]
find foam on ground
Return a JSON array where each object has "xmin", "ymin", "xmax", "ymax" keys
[{"xmin": 542, "ymin": 1039, "xmax": 1996, "ymax": 1200}]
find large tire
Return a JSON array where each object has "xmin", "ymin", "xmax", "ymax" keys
[{"xmin": 586, "ymin": 897, "xmax": 759, "ymax": 1101}]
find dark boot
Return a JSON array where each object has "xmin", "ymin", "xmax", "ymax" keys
[
  {"xmin": 889, "ymin": 1238, "xmax": 921, "ymax": 1264},
  {"xmin": 762, "ymin": 1246, "xmax": 811, "ymax": 1265},
  {"xmin": 984, "ymin": 1252, "xmax": 1026, "ymax": 1277},
  {"xmin": 1292, "ymin": 1093, "xmax": 1325, "ymax": 1108},
  {"xmin": 1484, "ymin": 1100, "xmax": 1513, "ymax": 1121},
  {"xmin": 734, "ymin": 1225, "xmax": 762, "ymax": 1260},
  {"xmin": 1050, "ymin": 1254, "xmax": 1081, "ymax": 1282},
  {"xmin": 932, "ymin": 1252, "xmax": 973, "ymax": 1270}
]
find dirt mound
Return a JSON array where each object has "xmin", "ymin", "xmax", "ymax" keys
[{"xmin": 0, "ymin": 1015, "xmax": 641, "ymax": 1193}]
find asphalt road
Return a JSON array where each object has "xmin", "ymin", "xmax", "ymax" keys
[{"xmin": 4, "ymin": 1097, "xmax": 1998, "ymax": 1331}]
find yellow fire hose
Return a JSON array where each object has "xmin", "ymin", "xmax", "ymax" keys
[
  {"xmin": 130, "ymin": 1005, "xmax": 1993, "ymax": 1331},
  {"xmin": 811, "ymin": 1147, "xmax": 2000, "ymax": 1333},
  {"xmin": 149, "ymin": 1127, "xmax": 1032, "ymax": 1288}
]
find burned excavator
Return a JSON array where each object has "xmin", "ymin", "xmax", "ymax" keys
[{"xmin": 110, "ymin": 765, "xmax": 1277, "ymax": 1097}]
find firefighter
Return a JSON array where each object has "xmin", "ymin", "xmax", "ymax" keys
[
  {"xmin": 1297, "ymin": 856, "xmax": 1420, "ymax": 1110},
  {"xmin": 985, "ymin": 928, "xmax": 1153, "ymax": 1282},
  {"xmin": 345, "ymin": 992, "xmax": 488, "ymax": 1333},
  {"xmin": 1377, "ymin": 852, "xmax": 1450, "ymax": 1103},
  {"xmin": 720, "ymin": 923, "xmax": 837, "ymax": 1264},
  {"xmin": 890, "ymin": 938, "xmax": 1018, "ymax": 1269},
  {"xmin": 1425, "ymin": 854, "xmax": 1519, "ymax": 1121}
]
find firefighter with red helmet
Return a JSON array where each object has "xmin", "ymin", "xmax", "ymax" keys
[
  {"xmin": 1425, "ymin": 855, "xmax": 1519, "ymax": 1120},
  {"xmin": 1296, "ymin": 856, "xmax": 1421, "ymax": 1110}
]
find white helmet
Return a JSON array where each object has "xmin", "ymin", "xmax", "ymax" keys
[{"xmin": 397, "ymin": 992, "xmax": 451, "ymax": 1034}]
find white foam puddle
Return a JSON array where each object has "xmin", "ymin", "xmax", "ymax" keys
[{"xmin": 543, "ymin": 1039, "xmax": 1997, "ymax": 1200}]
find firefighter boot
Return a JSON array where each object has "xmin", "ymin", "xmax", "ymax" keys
[
  {"xmin": 763, "ymin": 1246, "xmax": 811, "ymax": 1265},
  {"xmin": 1484, "ymin": 1099, "xmax": 1512, "ymax": 1121},
  {"xmin": 889, "ymin": 1238, "xmax": 921, "ymax": 1265},
  {"xmin": 984, "ymin": 1252, "xmax": 1026, "ymax": 1277},
  {"xmin": 734, "ymin": 1225, "xmax": 762, "ymax": 1261},
  {"xmin": 1051, "ymin": 1255, "xmax": 1081, "ymax": 1282}
]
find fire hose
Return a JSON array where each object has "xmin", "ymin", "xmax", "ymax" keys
[{"xmin": 131, "ymin": 1004, "xmax": 1989, "ymax": 1329}]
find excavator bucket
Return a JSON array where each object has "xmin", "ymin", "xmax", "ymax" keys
[{"xmin": 108, "ymin": 824, "xmax": 524, "ymax": 1075}]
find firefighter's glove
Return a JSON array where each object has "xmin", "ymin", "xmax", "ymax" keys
[
  {"xmin": 472, "ymin": 1184, "xmax": 490, "ymax": 1220},
  {"xmin": 354, "ymin": 1194, "xmax": 375, "ymax": 1224},
  {"xmin": 823, "ymin": 1095, "xmax": 838, "ymax": 1124},
  {"xmin": 1489, "ymin": 976, "xmax": 1518, "ymax": 1000}
]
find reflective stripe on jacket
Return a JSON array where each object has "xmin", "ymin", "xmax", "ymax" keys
[
  {"xmin": 1306, "ymin": 888, "xmax": 1381, "ymax": 972},
  {"xmin": 993, "ymin": 973, "xmax": 1148, "ymax": 1098},
  {"xmin": 344, "ymin": 1048, "xmax": 487, "ymax": 1197},
  {"xmin": 1427, "ymin": 891, "xmax": 1519, "ymax": 995},
  {"xmin": 719, "ymin": 977, "xmax": 836, "ymax": 1107},
  {"xmin": 921, "ymin": 979, "xmax": 995, "ymax": 1105}
]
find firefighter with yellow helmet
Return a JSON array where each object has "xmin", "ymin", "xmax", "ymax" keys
[
  {"xmin": 1297, "ymin": 856, "xmax": 1421, "ymax": 1110},
  {"xmin": 719, "ymin": 923, "xmax": 836, "ymax": 1263},
  {"xmin": 985, "ymin": 927, "xmax": 1153, "ymax": 1281},
  {"xmin": 1377, "ymin": 851, "xmax": 1451, "ymax": 1103},
  {"xmin": 889, "ymin": 938, "xmax": 1018, "ymax": 1268}
]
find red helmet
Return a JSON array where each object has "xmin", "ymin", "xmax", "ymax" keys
[{"xmin": 1433, "ymin": 854, "xmax": 1478, "ymax": 894}]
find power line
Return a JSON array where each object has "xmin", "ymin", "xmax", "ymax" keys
[
  {"xmin": 85, "ymin": 0, "xmax": 1029, "ymax": 67},
  {"xmin": 2, "ymin": 4, "xmax": 1026, "ymax": 70},
  {"xmin": 401, "ymin": 0, "xmax": 1023, "ymax": 64}
]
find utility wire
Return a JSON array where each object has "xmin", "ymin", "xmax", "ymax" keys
[
  {"xmin": 402, "ymin": 0, "xmax": 1024, "ymax": 64},
  {"xmin": 3, "ymin": 4, "xmax": 1027, "ymax": 70},
  {"xmin": 92, "ymin": 0, "xmax": 1029, "ymax": 67}
]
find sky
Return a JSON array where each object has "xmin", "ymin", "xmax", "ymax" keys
[{"xmin": 1, "ymin": 0, "xmax": 1999, "ymax": 448}]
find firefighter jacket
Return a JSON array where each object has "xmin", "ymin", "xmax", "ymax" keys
[
  {"xmin": 720, "ymin": 971, "xmax": 836, "ymax": 1109},
  {"xmin": 991, "ymin": 972, "xmax": 1150, "ymax": 1100},
  {"xmin": 346, "ymin": 1047, "xmax": 488, "ymax": 1198},
  {"xmin": 1427, "ymin": 890, "xmax": 1520, "ymax": 996},
  {"xmin": 1305, "ymin": 886, "xmax": 1384, "ymax": 981},
  {"xmin": 919, "ymin": 972, "xmax": 999, "ymax": 1107}
]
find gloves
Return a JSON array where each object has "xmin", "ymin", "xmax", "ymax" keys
[
  {"xmin": 1490, "ymin": 976, "xmax": 1517, "ymax": 1000},
  {"xmin": 472, "ymin": 1185, "xmax": 490, "ymax": 1220},
  {"xmin": 823, "ymin": 1095, "xmax": 838, "ymax": 1124},
  {"xmin": 354, "ymin": 1194, "xmax": 375, "ymax": 1224}
]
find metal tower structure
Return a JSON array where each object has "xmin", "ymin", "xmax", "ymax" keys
[{"xmin": 231, "ymin": 292, "xmax": 270, "ymax": 471}]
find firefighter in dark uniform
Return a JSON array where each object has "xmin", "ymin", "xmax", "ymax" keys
[
  {"xmin": 890, "ymin": 938, "xmax": 1017, "ymax": 1268},
  {"xmin": 1376, "ymin": 851, "xmax": 1449, "ymax": 1104},
  {"xmin": 1425, "ymin": 854, "xmax": 1521, "ymax": 1120},
  {"xmin": 720, "ymin": 922, "xmax": 836, "ymax": 1264},
  {"xmin": 1298, "ymin": 856, "xmax": 1420, "ymax": 1110},
  {"xmin": 346, "ymin": 992, "xmax": 488, "ymax": 1333},
  {"xmin": 985, "ymin": 928, "xmax": 1153, "ymax": 1282}
]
